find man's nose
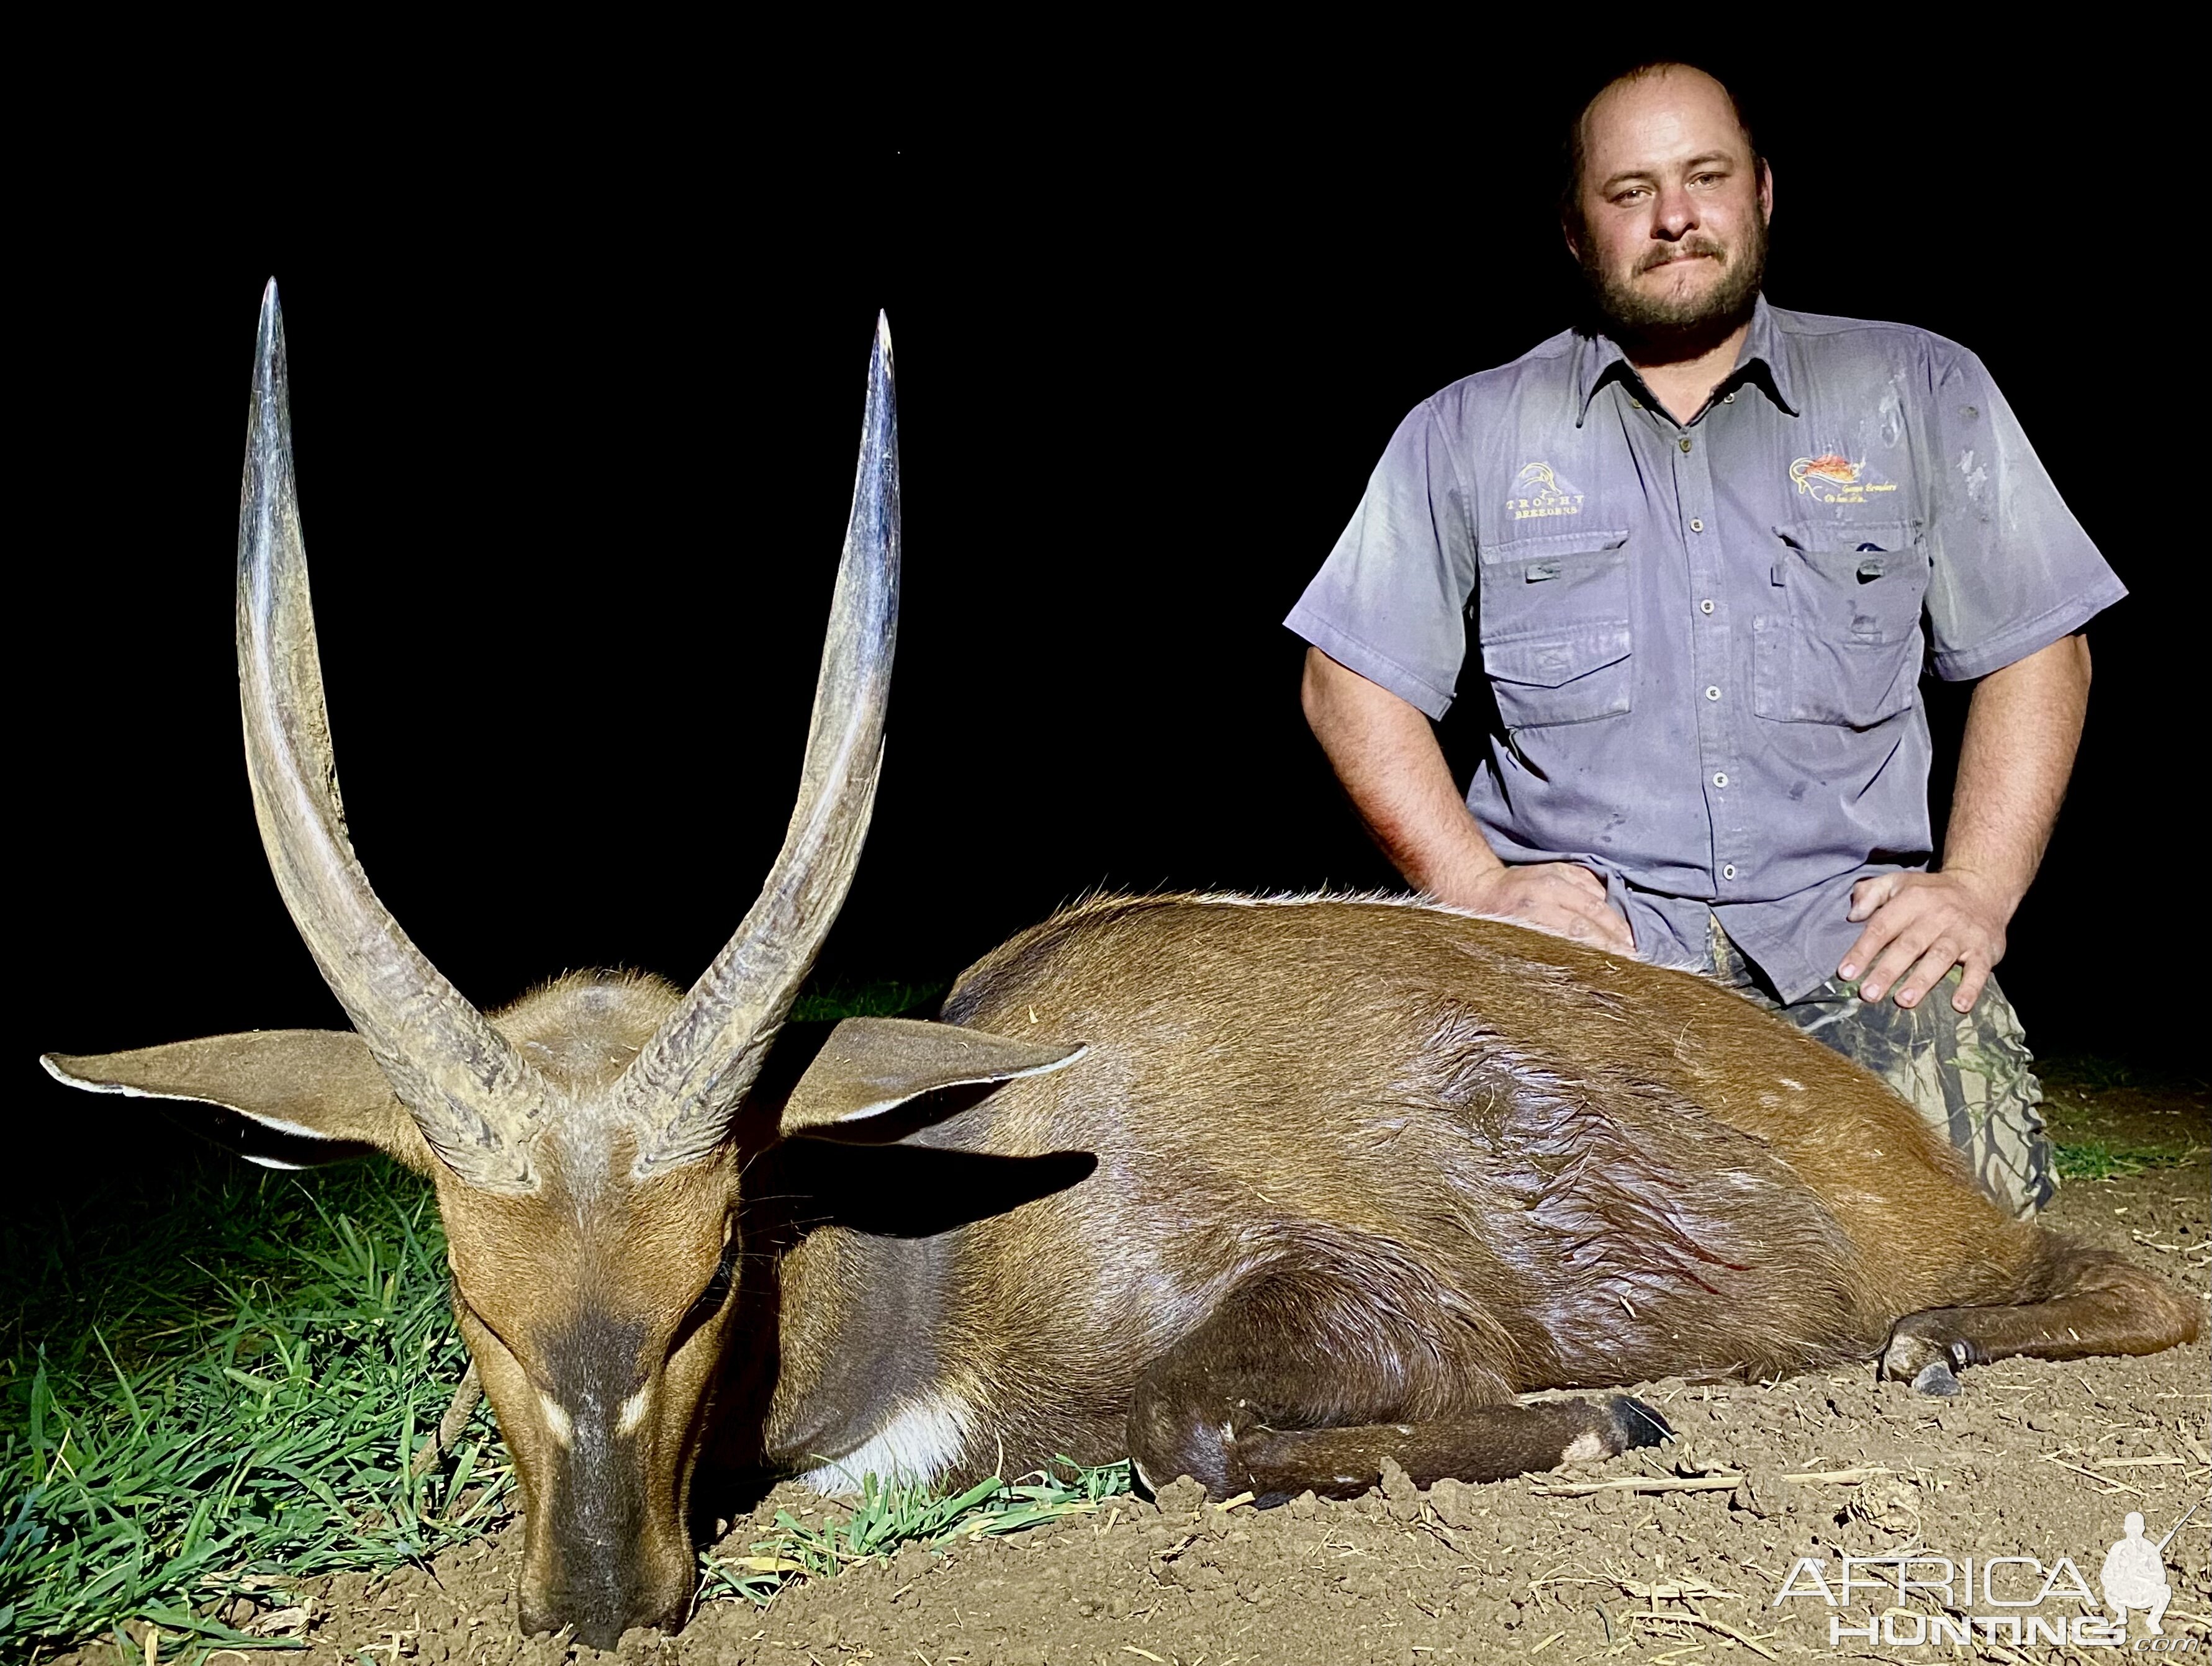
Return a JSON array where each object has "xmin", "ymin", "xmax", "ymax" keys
[{"xmin": 1650, "ymin": 182, "xmax": 1699, "ymax": 241}]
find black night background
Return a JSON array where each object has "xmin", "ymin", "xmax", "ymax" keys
[{"xmin": 19, "ymin": 50, "xmax": 2194, "ymax": 1176}]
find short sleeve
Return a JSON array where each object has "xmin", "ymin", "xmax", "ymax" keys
[
  {"xmin": 1921, "ymin": 349, "xmax": 2126, "ymax": 681},
  {"xmin": 1283, "ymin": 401, "xmax": 1479, "ymax": 719}
]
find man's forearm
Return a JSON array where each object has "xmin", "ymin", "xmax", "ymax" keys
[
  {"xmin": 1299, "ymin": 647, "xmax": 1502, "ymax": 898},
  {"xmin": 1941, "ymin": 633, "xmax": 2091, "ymax": 911}
]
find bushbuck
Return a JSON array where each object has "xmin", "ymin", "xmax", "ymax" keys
[{"xmin": 43, "ymin": 287, "xmax": 2200, "ymax": 1646}]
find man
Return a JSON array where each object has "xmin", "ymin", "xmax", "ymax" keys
[{"xmin": 1286, "ymin": 61, "xmax": 2118, "ymax": 1217}]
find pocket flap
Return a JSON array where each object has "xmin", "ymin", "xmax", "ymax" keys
[
  {"xmin": 1773, "ymin": 520, "xmax": 1920, "ymax": 554},
  {"xmin": 1484, "ymin": 624, "xmax": 1632, "ymax": 689}
]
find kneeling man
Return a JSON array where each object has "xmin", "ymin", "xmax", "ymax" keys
[{"xmin": 1288, "ymin": 61, "xmax": 2119, "ymax": 1216}]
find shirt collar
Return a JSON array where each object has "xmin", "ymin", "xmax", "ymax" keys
[{"xmin": 1573, "ymin": 294, "xmax": 1800, "ymax": 426}]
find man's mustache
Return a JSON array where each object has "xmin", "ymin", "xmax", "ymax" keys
[{"xmin": 1636, "ymin": 238, "xmax": 1728, "ymax": 274}]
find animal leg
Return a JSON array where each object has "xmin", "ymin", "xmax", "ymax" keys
[
  {"xmin": 1126, "ymin": 1272, "xmax": 1672, "ymax": 1503},
  {"xmin": 1880, "ymin": 1241, "xmax": 2203, "ymax": 1395}
]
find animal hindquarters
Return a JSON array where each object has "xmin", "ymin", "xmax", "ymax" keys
[
  {"xmin": 1123, "ymin": 1260, "xmax": 1671, "ymax": 1505},
  {"xmin": 1877, "ymin": 1237, "xmax": 2205, "ymax": 1395}
]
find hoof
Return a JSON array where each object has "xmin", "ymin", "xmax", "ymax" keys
[
  {"xmin": 1609, "ymin": 1395, "xmax": 1676, "ymax": 1449},
  {"xmin": 1910, "ymin": 1359, "xmax": 1962, "ymax": 1397},
  {"xmin": 1880, "ymin": 1320, "xmax": 1977, "ymax": 1387}
]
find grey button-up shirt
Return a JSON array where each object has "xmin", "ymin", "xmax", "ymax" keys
[{"xmin": 1286, "ymin": 297, "xmax": 2123, "ymax": 1001}]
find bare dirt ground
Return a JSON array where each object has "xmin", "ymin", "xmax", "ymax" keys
[{"xmin": 58, "ymin": 1066, "xmax": 2210, "ymax": 1665}]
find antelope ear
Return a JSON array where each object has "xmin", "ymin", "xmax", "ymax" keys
[
  {"xmin": 779, "ymin": 1017, "xmax": 1086, "ymax": 1140},
  {"xmin": 41, "ymin": 1030, "xmax": 434, "ymax": 1173}
]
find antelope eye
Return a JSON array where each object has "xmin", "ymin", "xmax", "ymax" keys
[{"xmin": 670, "ymin": 1231, "xmax": 741, "ymax": 1353}]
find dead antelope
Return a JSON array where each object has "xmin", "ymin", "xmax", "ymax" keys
[{"xmin": 43, "ymin": 287, "xmax": 2200, "ymax": 1646}]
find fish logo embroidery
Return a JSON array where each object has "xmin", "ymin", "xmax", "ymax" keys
[
  {"xmin": 1790, "ymin": 453, "xmax": 1859, "ymax": 493},
  {"xmin": 1789, "ymin": 453, "xmax": 1898, "ymax": 503},
  {"xmin": 1510, "ymin": 462, "xmax": 1586, "ymax": 521}
]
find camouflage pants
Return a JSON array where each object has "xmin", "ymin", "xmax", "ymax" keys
[{"xmin": 1704, "ymin": 917, "xmax": 2054, "ymax": 1218}]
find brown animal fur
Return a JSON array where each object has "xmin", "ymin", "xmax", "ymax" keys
[{"xmin": 751, "ymin": 893, "xmax": 2196, "ymax": 1502}]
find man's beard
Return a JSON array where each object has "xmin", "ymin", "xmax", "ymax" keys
[{"xmin": 1581, "ymin": 217, "xmax": 1766, "ymax": 344}]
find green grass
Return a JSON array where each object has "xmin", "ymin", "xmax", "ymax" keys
[
  {"xmin": 2052, "ymin": 1138, "xmax": 2192, "ymax": 1182},
  {"xmin": 790, "ymin": 978, "xmax": 946, "ymax": 1022},
  {"xmin": 0, "ymin": 1153, "xmax": 505, "ymax": 1655},
  {"xmin": 698, "ymin": 1459, "xmax": 1133, "ymax": 1606}
]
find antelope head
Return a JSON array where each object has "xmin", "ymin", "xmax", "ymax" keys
[{"xmin": 42, "ymin": 286, "xmax": 1078, "ymax": 1644}]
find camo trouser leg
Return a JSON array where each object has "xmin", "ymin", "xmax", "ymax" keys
[{"xmin": 1705, "ymin": 918, "xmax": 2054, "ymax": 1218}]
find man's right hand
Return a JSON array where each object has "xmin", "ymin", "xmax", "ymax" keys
[
  {"xmin": 1300, "ymin": 650, "xmax": 1636, "ymax": 957},
  {"xmin": 1455, "ymin": 862, "xmax": 1635, "ymax": 955}
]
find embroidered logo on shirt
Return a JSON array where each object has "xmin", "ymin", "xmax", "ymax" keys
[
  {"xmin": 1510, "ymin": 462, "xmax": 1586, "ymax": 520},
  {"xmin": 1789, "ymin": 453, "xmax": 1898, "ymax": 503}
]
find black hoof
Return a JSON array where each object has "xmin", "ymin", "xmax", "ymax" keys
[
  {"xmin": 1911, "ymin": 1359, "xmax": 1962, "ymax": 1397},
  {"xmin": 1609, "ymin": 1395, "xmax": 1676, "ymax": 1448}
]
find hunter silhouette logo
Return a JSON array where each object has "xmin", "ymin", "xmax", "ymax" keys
[
  {"xmin": 2101, "ymin": 1506, "xmax": 2190, "ymax": 1636},
  {"xmin": 1789, "ymin": 451, "xmax": 1898, "ymax": 503},
  {"xmin": 1509, "ymin": 461, "xmax": 1586, "ymax": 521}
]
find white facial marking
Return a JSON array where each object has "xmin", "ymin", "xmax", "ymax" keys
[
  {"xmin": 539, "ymin": 1393, "xmax": 574, "ymax": 1448},
  {"xmin": 1777, "ymin": 1078, "xmax": 1805, "ymax": 1092},
  {"xmin": 799, "ymin": 1392, "xmax": 970, "ymax": 1493},
  {"xmin": 1561, "ymin": 1431, "xmax": 1609, "ymax": 1464},
  {"xmin": 617, "ymin": 1386, "xmax": 651, "ymax": 1436}
]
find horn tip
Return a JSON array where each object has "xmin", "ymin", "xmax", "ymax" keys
[
  {"xmin": 255, "ymin": 279, "xmax": 285, "ymax": 377},
  {"xmin": 874, "ymin": 310, "xmax": 892, "ymax": 364}
]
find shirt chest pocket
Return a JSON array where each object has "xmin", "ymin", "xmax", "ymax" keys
[
  {"xmin": 1753, "ymin": 521, "xmax": 1930, "ymax": 727},
  {"xmin": 1473, "ymin": 529, "xmax": 1632, "ymax": 728}
]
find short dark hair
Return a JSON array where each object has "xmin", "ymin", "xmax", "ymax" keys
[{"xmin": 1560, "ymin": 60, "xmax": 1764, "ymax": 238}]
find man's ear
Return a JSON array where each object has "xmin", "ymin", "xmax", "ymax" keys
[
  {"xmin": 779, "ymin": 1017, "xmax": 1086, "ymax": 1141},
  {"xmin": 41, "ymin": 1030, "xmax": 435, "ymax": 1173}
]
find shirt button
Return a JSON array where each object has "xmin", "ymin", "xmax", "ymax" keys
[
  {"xmin": 1723, "ymin": 863, "xmax": 1738, "ymax": 880},
  {"xmin": 1679, "ymin": 438, "xmax": 1692, "ymax": 453},
  {"xmin": 1723, "ymin": 392, "xmax": 1736, "ymax": 403},
  {"xmin": 1712, "ymin": 772, "xmax": 1729, "ymax": 788},
  {"xmin": 1705, "ymin": 685, "xmax": 1721, "ymax": 700},
  {"xmin": 1689, "ymin": 517, "xmax": 1704, "ymax": 532},
  {"xmin": 1700, "ymin": 599, "xmax": 1715, "ymax": 615}
]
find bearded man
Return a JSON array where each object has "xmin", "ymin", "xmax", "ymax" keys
[{"xmin": 1288, "ymin": 61, "xmax": 2117, "ymax": 1217}]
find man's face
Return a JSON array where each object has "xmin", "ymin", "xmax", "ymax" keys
[{"xmin": 1568, "ymin": 68, "xmax": 1772, "ymax": 335}]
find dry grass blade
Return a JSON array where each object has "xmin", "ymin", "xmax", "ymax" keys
[
  {"xmin": 2038, "ymin": 1452, "xmax": 2146, "ymax": 1495},
  {"xmin": 1533, "ymin": 1464, "xmax": 1895, "ymax": 1497}
]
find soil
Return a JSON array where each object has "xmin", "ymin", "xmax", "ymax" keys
[{"xmin": 55, "ymin": 1066, "xmax": 2210, "ymax": 1666}]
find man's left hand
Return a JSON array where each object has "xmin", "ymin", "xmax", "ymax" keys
[{"xmin": 1840, "ymin": 870, "xmax": 2013, "ymax": 1012}]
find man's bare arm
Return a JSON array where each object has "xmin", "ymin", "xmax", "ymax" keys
[
  {"xmin": 1300, "ymin": 647, "xmax": 1633, "ymax": 953},
  {"xmin": 1841, "ymin": 633, "xmax": 2092, "ymax": 1011}
]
